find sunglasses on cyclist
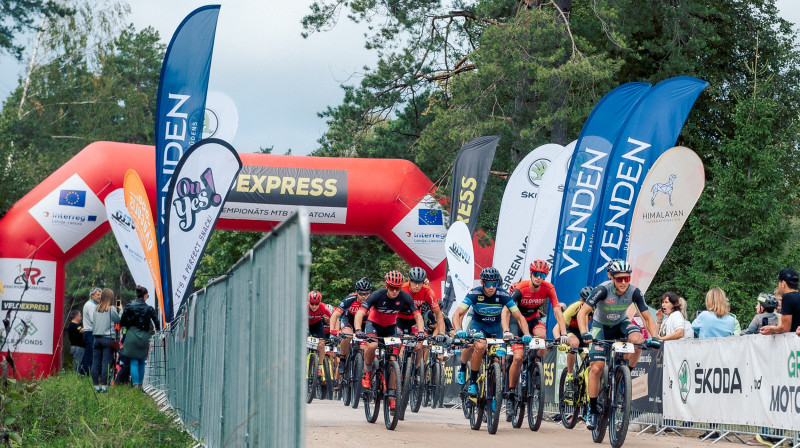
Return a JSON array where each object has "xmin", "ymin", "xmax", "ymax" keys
[
  {"xmin": 613, "ymin": 275, "xmax": 631, "ymax": 283},
  {"xmin": 356, "ymin": 291, "xmax": 371, "ymax": 297},
  {"xmin": 387, "ymin": 286, "xmax": 401, "ymax": 292},
  {"xmin": 531, "ymin": 272, "xmax": 546, "ymax": 279},
  {"xmin": 484, "ymin": 281, "xmax": 499, "ymax": 288}
]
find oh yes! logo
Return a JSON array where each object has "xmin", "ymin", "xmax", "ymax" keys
[{"xmin": 172, "ymin": 168, "xmax": 222, "ymax": 231}]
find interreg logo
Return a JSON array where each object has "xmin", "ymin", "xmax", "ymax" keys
[
  {"xmin": 679, "ymin": 360, "xmax": 690, "ymax": 403},
  {"xmin": 58, "ymin": 189, "xmax": 86, "ymax": 207},
  {"xmin": 527, "ymin": 159, "xmax": 550, "ymax": 187},
  {"xmin": 448, "ymin": 242, "xmax": 471, "ymax": 264},
  {"xmin": 172, "ymin": 168, "xmax": 223, "ymax": 232},
  {"xmin": 418, "ymin": 208, "xmax": 443, "ymax": 226}
]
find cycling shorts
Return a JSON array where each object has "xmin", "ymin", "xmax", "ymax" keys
[
  {"xmin": 510, "ymin": 315, "xmax": 545, "ymax": 337},
  {"xmin": 468, "ymin": 319, "xmax": 502, "ymax": 339},
  {"xmin": 339, "ymin": 315, "xmax": 355, "ymax": 330},
  {"xmin": 588, "ymin": 318, "xmax": 640, "ymax": 363},
  {"xmin": 309, "ymin": 320, "xmax": 325, "ymax": 339},
  {"xmin": 397, "ymin": 317, "xmax": 416, "ymax": 335},
  {"xmin": 365, "ymin": 320, "xmax": 397, "ymax": 338},
  {"xmin": 566, "ymin": 326, "xmax": 589, "ymax": 348}
]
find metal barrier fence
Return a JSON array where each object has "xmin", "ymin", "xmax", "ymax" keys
[{"xmin": 144, "ymin": 210, "xmax": 311, "ymax": 447}]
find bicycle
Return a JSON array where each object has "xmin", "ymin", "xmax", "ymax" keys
[
  {"xmin": 558, "ymin": 345, "xmax": 591, "ymax": 429},
  {"xmin": 589, "ymin": 338, "xmax": 659, "ymax": 448},
  {"xmin": 463, "ymin": 335, "xmax": 505, "ymax": 434},
  {"xmin": 424, "ymin": 336, "xmax": 447, "ymax": 409},
  {"xmin": 503, "ymin": 337, "xmax": 553, "ymax": 431},
  {"xmin": 397, "ymin": 334, "xmax": 421, "ymax": 419},
  {"xmin": 317, "ymin": 340, "xmax": 335, "ymax": 400},
  {"xmin": 357, "ymin": 335, "xmax": 403, "ymax": 430},
  {"xmin": 306, "ymin": 335, "xmax": 321, "ymax": 404},
  {"xmin": 333, "ymin": 334, "xmax": 358, "ymax": 407}
]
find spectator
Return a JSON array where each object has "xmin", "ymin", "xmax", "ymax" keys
[
  {"xmin": 678, "ymin": 297, "xmax": 694, "ymax": 339},
  {"xmin": 692, "ymin": 287, "xmax": 736, "ymax": 338},
  {"xmin": 120, "ymin": 286, "xmax": 160, "ymax": 389},
  {"xmin": 741, "ymin": 294, "xmax": 780, "ymax": 335},
  {"xmin": 657, "ymin": 292, "xmax": 685, "ymax": 340},
  {"xmin": 66, "ymin": 310, "xmax": 84, "ymax": 372},
  {"xmin": 761, "ymin": 268, "xmax": 800, "ymax": 335},
  {"xmin": 79, "ymin": 287, "xmax": 101, "ymax": 375},
  {"xmin": 91, "ymin": 288, "xmax": 121, "ymax": 393}
]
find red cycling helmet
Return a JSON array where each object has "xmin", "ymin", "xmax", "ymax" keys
[
  {"xmin": 530, "ymin": 259, "xmax": 550, "ymax": 275},
  {"xmin": 308, "ymin": 290, "xmax": 322, "ymax": 305},
  {"xmin": 384, "ymin": 270, "xmax": 405, "ymax": 288}
]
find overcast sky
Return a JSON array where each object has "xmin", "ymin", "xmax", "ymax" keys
[{"xmin": 0, "ymin": 0, "xmax": 799, "ymax": 156}]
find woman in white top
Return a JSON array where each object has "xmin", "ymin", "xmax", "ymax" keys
[
  {"xmin": 679, "ymin": 296, "xmax": 694, "ymax": 338},
  {"xmin": 657, "ymin": 292, "xmax": 685, "ymax": 340}
]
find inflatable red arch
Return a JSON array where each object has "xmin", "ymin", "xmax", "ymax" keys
[{"xmin": 0, "ymin": 141, "xmax": 493, "ymax": 377}]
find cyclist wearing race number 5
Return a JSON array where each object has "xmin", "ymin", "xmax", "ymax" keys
[
  {"xmin": 577, "ymin": 259, "xmax": 659, "ymax": 431},
  {"xmin": 453, "ymin": 267, "xmax": 531, "ymax": 396}
]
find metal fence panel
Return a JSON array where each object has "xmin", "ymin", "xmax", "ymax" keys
[{"xmin": 145, "ymin": 209, "xmax": 310, "ymax": 448}]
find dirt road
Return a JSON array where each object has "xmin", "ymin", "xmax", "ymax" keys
[{"xmin": 306, "ymin": 400, "xmax": 717, "ymax": 448}]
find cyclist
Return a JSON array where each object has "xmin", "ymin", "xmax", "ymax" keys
[
  {"xmin": 330, "ymin": 278, "xmax": 373, "ymax": 381},
  {"xmin": 308, "ymin": 290, "xmax": 331, "ymax": 359},
  {"xmin": 398, "ymin": 267, "xmax": 446, "ymax": 367},
  {"xmin": 354, "ymin": 270, "xmax": 426, "ymax": 406},
  {"xmin": 453, "ymin": 266, "xmax": 532, "ymax": 396},
  {"xmin": 425, "ymin": 302, "xmax": 455, "ymax": 337},
  {"xmin": 501, "ymin": 260, "xmax": 568, "ymax": 398},
  {"xmin": 577, "ymin": 259, "xmax": 659, "ymax": 430},
  {"xmin": 553, "ymin": 285, "xmax": 594, "ymax": 392}
]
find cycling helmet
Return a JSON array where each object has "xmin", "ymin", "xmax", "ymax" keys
[
  {"xmin": 408, "ymin": 267, "xmax": 427, "ymax": 283},
  {"xmin": 354, "ymin": 278, "xmax": 372, "ymax": 291},
  {"xmin": 580, "ymin": 286, "xmax": 593, "ymax": 300},
  {"xmin": 529, "ymin": 259, "xmax": 550, "ymax": 275},
  {"xmin": 605, "ymin": 259, "xmax": 632, "ymax": 275},
  {"xmin": 385, "ymin": 270, "xmax": 404, "ymax": 288},
  {"xmin": 308, "ymin": 290, "xmax": 322, "ymax": 305},
  {"xmin": 480, "ymin": 267, "xmax": 502, "ymax": 283},
  {"xmin": 757, "ymin": 293, "xmax": 779, "ymax": 312}
]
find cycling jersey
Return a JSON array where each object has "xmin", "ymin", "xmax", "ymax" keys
[
  {"xmin": 459, "ymin": 285, "xmax": 518, "ymax": 325},
  {"xmin": 563, "ymin": 301, "xmax": 593, "ymax": 329},
  {"xmin": 584, "ymin": 281, "xmax": 647, "ymax": 327},
  {"xmin": 308, "ymin": 303, "xmax": 332, "ymax": 325},
  {"xmin": 511, "ymin": 280, "xmax": 558, "ymax": 320},
  {"xmin": 361, "ymin": 288, "xmax": 419, "ymax": 327},
  {"xmin": 399, "ymin": 283, "xmax": 439, "ymax": 319},
  {"xmin": 336, "ymin": 293, "xmax": 364, "ymax": 328}
]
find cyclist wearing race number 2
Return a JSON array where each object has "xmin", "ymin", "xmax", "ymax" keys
[
  {"xmin": 577, "ymin": 259, "xmax": 659, "ymax": 431},
  {"xmin": 453, "ymin": 267, "xmax": 532, "ymax": 396}
]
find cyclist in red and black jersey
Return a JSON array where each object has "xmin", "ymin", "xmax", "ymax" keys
[
  {"xmin": 398, "ymin": 267, "xmax": 446, "ymax": 369},
  {"xmin": 308, "ymin": 290, "xmax": 331, "ymax": 358},
  {"xmin": 354, "ymin": 270, "xmax": 425, "ymax": 391},
  {"xmin": 501, "ymin": 260, "xmax": 568, "ymax": 395},
  {"xmin": 330, "ymin": 278, "xmax": 372, "ymax": 380}
]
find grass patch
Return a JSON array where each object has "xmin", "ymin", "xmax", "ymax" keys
[{"xmin": 10, "ymin": 371, "xmax": 195, "ymax": 447}]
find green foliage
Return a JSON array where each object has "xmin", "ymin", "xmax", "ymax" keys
[
  {"xmin": 0, "ymin": 0, "xmax": 72, "ymax": 60},
  {"xmin": 6, "ymin": 371, "xmax": 193, "ymax": 447},
  {"xmin": 193, "ymin": 230, "xmax": 263, "ymax": 289}
]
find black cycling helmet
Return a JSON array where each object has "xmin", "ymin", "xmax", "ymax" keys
[
  {"xmin": 580, "ymin": 286, "xmax": 593, "ymax": 300},
  {"xmin": 355, "ymin": 277, "xmax": 372, "ymax": 292},
  {"xmin": 408, "ymin": 267, "xmax": 426, "ymax": 283},
  {"xmin": 606, "ymin": 259, "xmax": 632, "ymax": 275},
  {"xmin": 480, "ymin": 267, "xmax": 502, "ymax": 283}
]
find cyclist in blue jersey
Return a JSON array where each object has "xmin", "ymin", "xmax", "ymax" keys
[
  {"xmin": 453, "ymin": 267, "xmax": 532, "ymax": 396},
  {"xmin": 577, "ymin": 259, "xmax": 659, "ymax": 430}
]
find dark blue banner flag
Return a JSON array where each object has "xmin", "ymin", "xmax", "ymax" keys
[
  {"xmin": 588, "ymin": 76, "xmax": 708, "ymax": 287},
  {"xmin": 155, "ymin": 5, "xmax": 220, "ymax": 321},
  {"xmin": 546, "ymin": 82, "xmax": 651, "ymax": 336}
]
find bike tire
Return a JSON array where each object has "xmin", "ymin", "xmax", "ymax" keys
[
  {"xmin": 306, "ymin": 353, "xmax": 318, "ymax": 404},
  {"xmin": 592, "ymin": 365, "xmax": 610, "ymax": 444},
  {"xmin": 342, "ymin": 356, "xmax": 352, "ymax": 406},
  {"xmin": 364, "ymin": 367, "xmax": 381, "ymax": 424},
  {"xmin": 526, "ymin": 361, "xmax": 545, "ymax": 431},
  {"xmin": 558, "ymin": 368, "xmax": 580, "ymax": 429},
  {"xmin": 486, "ymin": 361, "xmax": 502, "ymax": 434},
  {"xmin": 350, "ymin": 352, "xmax": 364, "ymax": 409},
  {"xmin": 469, "ymin": 392, "xmax": 483, "ymax": 431},
  {"xmin": 322, "ymin": 358, "xmax": 333, "ymax": 400},
  {"xmin": 609, "ymin": 364, "xmax": 632, "ymax": 448},
  {"xmin": 398, "ymin": 355, "xmax": 413, "ymax": 420},
  {"xmin": 410, "ymin": 361, "xmax": 424, "ymax": 413},
  {"xmin": 383, "ymin": 360, "xmax": 402, "ymax": 430},
  {"xmin": 430, "ymin": 362, "xmax": 441, "ymax": 409},
  {"xmin": 461, "ymin": 385, "xmax": 471, "ymax": 420}
]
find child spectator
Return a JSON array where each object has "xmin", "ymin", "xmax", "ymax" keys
[{"xmin": 741, "ymin": 293, "xmax": 780, "ymax": 335}]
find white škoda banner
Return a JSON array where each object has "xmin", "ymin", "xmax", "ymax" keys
[
  {"xmin": 444, "ymin": 220, "xmax": 474, "ymax": 320},
  {"xmin": 493, "ymin": 144, "xmax": 563, "ymax": 289},
  {"xmin": 663, "ymin": 333, "xmax": 800, "ymax": 430},
  {"xmin": 628, "ymin": 146, "xmax": 704, "ymax": 294}
]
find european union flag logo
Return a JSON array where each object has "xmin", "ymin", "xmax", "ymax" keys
[
  {"xmin": 418, "ymin": 209, "xmax": 443, "ymax": 225},
  {"xmin": 58, "ymin": 190, "xmax": 86, "ymax": 207},
  {"xmin": 88, "ymin": 215, "xmax": 97, "ymax": 222}
]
